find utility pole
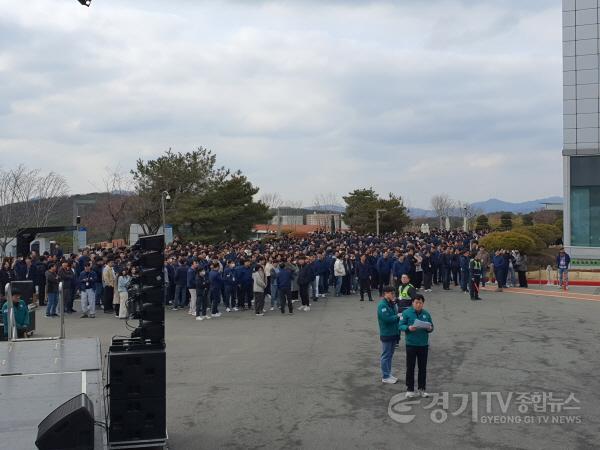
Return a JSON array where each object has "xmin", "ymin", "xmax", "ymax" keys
[
  {"xmin": 277, "ymin": 207, "xmax": 281, "ymax": 236},
  {"xmin": 161, "ymin": 191, "xmax": 171, "ymax": 237},
  {"xmin": 72, "ymin": 199, "xmax": 95, "ymax": 252},
  {"xmin": 376, "ymin": 209, "xmax": 387, "ymax": 236},
  {"xmin": 463, "ymin": 207, "xmax": 468, "ymax": 232}
]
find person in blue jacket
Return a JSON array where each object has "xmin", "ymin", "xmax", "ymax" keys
[
  {"xmin": 492, "ymin": 250, "xmax": 507, "ymax": 291},
  {"xmin": 238, "ymin": 260, "xmax": 253, "ymax": 310},
  {"xmin": 459, "ymin": 249, "xmax": 470, "ymax": 293},
  {"xmin": 441, "ymin": 248, "xmax": 453, "ymax": 290},
  {"xmin": 376, "ymin": 251, "xmax": 393, "ymax": 296},
  {"xmin": 195, "ymin": 266, "xmax": 210, "ymax": 320},
  {"xmin": 78, "ymin": 263, "xmax": 97, "ymax": 318},
  {"xmin": 326, "ymin": 253, "xmax": 335, "ymax": 290},
  {"xmin": 187, "ymin": 261, "xmax": 198, "ymax": 316},
  {"xmin": 208, "ymin": 262, "xmax": 223, "ymax": 317},
  {"xmin": 450, "ymin": 249, "xmax": 460, "ymax": 287},
  {"xmin": 222, "ymin": 260, "xmax": 237, "ymax": 312},
  {"xmin": 314, "ymin": 253, "xmax": 328, "ymax": 297},
  {"xmin": 276, "ymin": 262, "xmax": 294, "ymax": 314},
  {"xmin": 356, "ymin": 254, "xmax": 373, "ymax": 302},
  {"xmin": 556, "ymin": 248, "xmax": 571, "ymax": 289},
  {"xmin": 392, "ymin": 254, "xmax": 410, "ymax": 291},
  {"xmin": 173, "ymin": 258, "xmax": 188, "ymax": 311},
  {"xmin": 399, "ymin": 294, "xmax": 434, "ymax": 398}
]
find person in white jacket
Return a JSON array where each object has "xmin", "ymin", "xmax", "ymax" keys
[
  {"xmin": 252, "ymin": 264, "xmax": 267, "ymax": 316},
  {"xmin": 334, "ymin": 254, "xmax": 346, "ymax": 297}
]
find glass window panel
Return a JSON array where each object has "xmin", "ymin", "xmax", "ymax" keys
[{"xmin": 571, "ymin": 188, "xmax": 591, "ymax": 245}]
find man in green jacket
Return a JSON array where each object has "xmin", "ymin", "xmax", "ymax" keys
[
  {"xmin": 2, "ymin": 292, "xmax": 30, "ymax": 338},
  {"xmin": 399, "ymin": 294, "xmax": 434, "ymax": 397},
  {"xmin": 377, "ymin": 286, "xmax": 400, "ymax": 384}
]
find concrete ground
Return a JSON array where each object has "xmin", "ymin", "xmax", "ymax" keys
[{"xmin": 31, "ymin": 285, "xmax": 600, "ymax": 450}]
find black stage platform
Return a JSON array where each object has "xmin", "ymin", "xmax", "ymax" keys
[{"xmin": 0, "ymin": 338, "xmax": 107, "ymax": 450}]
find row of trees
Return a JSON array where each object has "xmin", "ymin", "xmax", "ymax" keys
[
  {"xmin": 343, "ymin": 188, "xmax": 410, "ymax": 233},
  {"xmin": 130, "ymin": 148, "xmax": 271, "ymax": 241}
]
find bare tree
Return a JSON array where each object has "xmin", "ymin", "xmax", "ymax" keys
[
  {"xmin": 313, "ymin": 193, "xmax": 341, "ymax": 231},
  {"xmin": 431, "ymin": 194, "xmax": 454, "ymax": 229},
  {"xmin": 103, "ymin": 168, "xmax": 134, "ymax": 241},
  {"xmin": 260, "ymin": 192, "xmax": 284, "ymax": 210},
  {"xmin": 285, "ymin": 200, "xmax": 304, "ymax": 230},
  {"xmin": 0, "ymin": 165, "xmax": 69, "ymax": 256}
]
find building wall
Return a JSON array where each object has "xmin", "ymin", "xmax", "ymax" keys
[
  {"xmin": 563, "ymin": 0, "xmax": 600, "ymax": 153},
  {"xmin": 563, "ymin": 0, "xmax": 600, "ymax": 259},
  {"xmin": 270, "ymin": 215, "xmax": 304, "ymax": 226}
]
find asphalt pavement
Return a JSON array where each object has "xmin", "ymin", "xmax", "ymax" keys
[{"xmin": 32, "ymin": 284, "xmax": 600, "ymax": 450}]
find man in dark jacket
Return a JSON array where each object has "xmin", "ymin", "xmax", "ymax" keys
[
  {"xmin": 441, "ymin": 248, "xmax": 453, "ymax": 290},
  {"xmin": 421, "ymin": 251, "xmax": 433, "ymax": 292},
  {"xmin": 492, "ymin": 250, "xmax": 507, "ymax": 291},
  {"xmin": 208, "ymin": 262, "xmax": 223, "ymax": 317},
  {"xmin": 195, "ymin": 267, "xmax": 210, "ymax": 320},
  {"xmin": 58, "ymin": 261, "xmax": 75, "ymax": 313},
  {"xmin": 357, "ymin": 254, "xmax": 373, "ymax": 302},
  {"xmin": 296, "ymin": 256, "xmax": 313, "ymax": 311},
  {"xmin": 238, "ymin": 260, "xmax": 253, "ymax": 310},
  {"xmin": 34, "ymin": 257, "xmax": 47, "ymax": 305},
  {"xmin": 173, "ymin": 259, "xmax": 188, "ymax": 311},
  {"xmin": 376, "ymin": 251, "xmax": 393, "ymax": 296},
  {"xmin": 450, "ymin": 250, "xmax": 460, "ymax": 287},
  {"xmin": 45, "ymin": 264, "xmax": 59, "ymax": 317},
  {"xmin": 222, "ymin": 260, "xmax": 237, "ymax": 311},
  {"xmin": 13, "ymin": 257, "xmax": 27, "ymax": 281},
  {"xmin": 392, "ymin": 254, "xmax": 410, "ymax": 291},
  {"xmin": 459, "ymin": 250, "xmax": 470, "ymax": 293},
  {"xmin": 314, "ymin": 253, "xmax": 328, "ymax": 297},
  {"xmin": 16, "ymin": 257, "xmax": 36, "ymax": 283},
  {"xmin": 276, "ymin": 262, "xmax": 294, "ymax": 314}
]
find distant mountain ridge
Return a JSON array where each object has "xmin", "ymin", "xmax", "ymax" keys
[
  {"xmin": 408, "ymin": 196, "xmax": 563, "ymax": 218},
  {"xmin": 470, "ymin": 196, "xmax": 563, "ymax": 214}
]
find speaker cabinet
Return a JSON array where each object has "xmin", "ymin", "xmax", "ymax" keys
[
  {"xmin": 35, "ymin": 393, "xmax": 94, "ymax": 450},
  {"xmin": 108, "ymin": 348, "xmax": 165, "ymax": 399},
  {"xmin": 109, "ymin": 396, "xmax": 166, "ymax": 442},
  {"xmin": 108, "ymin": 347, "xmax": 166, "ymax": 444},
  {"xmin": 138, "ymin": 234, "xmax": 165, "ymax": 252}
]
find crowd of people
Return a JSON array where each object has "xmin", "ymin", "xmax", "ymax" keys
[
  {"xmin": 0, "ymin": 229, "xmax": 568, "ymax": 327},
  {"xmin": 0, "ymin": 230, "xmax": 469, "ymax": 317}
]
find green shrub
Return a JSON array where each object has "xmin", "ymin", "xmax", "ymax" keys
[
  {"xmin": 512, "ymin": 227, "xmax": 546, "ymax": 251},
  {"xmin": 530, "ymin": 224, "xmax": 562, "ymax": 245},
  {"xmin": 553, "ymin": 218, "xmax": 563, "ymax": 233},
  {"xmin": 479, "ymin": 231, "xmax": 536, "ymax": 254}
]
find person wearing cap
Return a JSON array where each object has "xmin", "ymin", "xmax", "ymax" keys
[
  {"xmin": 399, "ymin": 294, "xmax": 434, "ymax": 398},
  {"xmin": 377, "ymin": 286, "xmax": 400, "ymax": 384},
  {"xmin": 556, "ymin": 248, "xmax": 571, "ymax": 290}
]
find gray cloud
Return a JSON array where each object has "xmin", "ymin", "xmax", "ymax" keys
[{"xmin": 0, "ymin": 0, "xmax": 563, "ymax": 207}]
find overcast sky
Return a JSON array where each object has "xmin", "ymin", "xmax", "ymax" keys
[{"xmin": 0, "ymin": 0, "xmax": 562, "ymax": 208}]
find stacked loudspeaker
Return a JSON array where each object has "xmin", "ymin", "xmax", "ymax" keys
[{"xmin": 108, "ymin": 234, "xmax": 167, "ymax": 448}]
